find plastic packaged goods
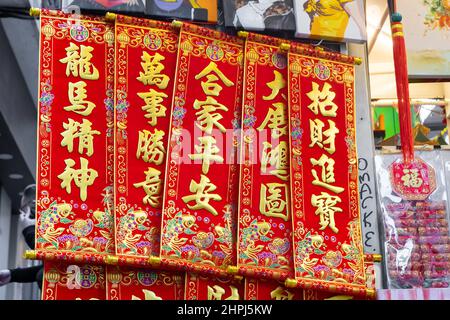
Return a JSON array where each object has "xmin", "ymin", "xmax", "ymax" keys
[{"xmin": 375, "ymin": 150, "xmax": 450, "ymax": 289}]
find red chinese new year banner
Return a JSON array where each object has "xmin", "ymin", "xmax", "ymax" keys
[
  {"xmin": 237, "ymin": 34, "xmax": 294, "ymax": 280},
  {"xmin": 106, "ymin": 266, "xmax": 184, "ymax": 300},
  {"xmin": 160, "ymin": 23, "xmax": 243, "ymax": 276},
  {"xmin": 113, "ymin": 15, "xmax": 178, "ymax": 258},
  {"xmin": 245, "ymin": 278, "xmax": 360, "ymax": 300},
  {"xmin": 185, "ymin": 273, "xmax": 244, "ymax": 300},
  {"xmin": 245, "ymin": 278, "xmax": 303, "ymax": 300},
  {"xmin": 36, "ymin": 10, "xmax": 115, "ymax": 255},
  {"xmin": 42, "ymin": 261, "xmax": 106, "ymax": 300},
  {"xmin": 287, "ymin": 53, "xmax": 370, "ymax": 297}
]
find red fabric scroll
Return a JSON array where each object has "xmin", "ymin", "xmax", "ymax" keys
[
  {"xmin": 106, "ymin": 266, "xmax": 184, "ymax": 300},
  {"xmin": 244, "ymin": 278, "xmax": 358, "ymax": 300},
  {"xmin": 185, "ymin": 273, "xmax": 244, "ymax": 300},
  {"xmin": 245, "ymin": 278, "xmax": 303, "ymax": 300},
  {"xmin": 42, "ymin": 261, "xmax": 106, "ymax": 300},
  {"xmin": 288, "ymin": 53, "xmax": 370, "ymax": 297},
  {"xmin": 113, "ymin": 15, "xmax": 178, "ymax": 258},
  {"xmin": 36, "ymin": 10, "xmax": 115, "ymax": 255},
  {"xmin": 160, "ymin": 23, "xmax": 243, "ymax": 274},
  {"xmin": 237, "ymin": 33, "xmax": 294, "ymax": 280}
]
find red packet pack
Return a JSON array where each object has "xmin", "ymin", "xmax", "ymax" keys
[
  {"xmin": 421, "ymin": 253, "xmax": 450, "ymax": 262},
  {"xmin": 420, "ymin": 244, "xmax": 450, "ymax": 254},
  {"xmin": 416, "ymin": 209, "xmax": 447, "ymax": 220},
  {"xmin": 418, "ymin": 227, "xmax": 449, "ymax": 236},
  {"xmin": 418, "ymin": 236, "xmax": 450, "ymax": 245}
]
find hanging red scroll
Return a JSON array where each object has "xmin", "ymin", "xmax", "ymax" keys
[
  {"xmin": 113, "ymin": 15, "xmax": 178, "ymax": 258},
  {"xmin": 237, "ymin": 33, "xmax": 295, "ymax": 280},
  {"xmin": 185, "ymin": 273, "xmax": 244, "ymax": 300},
  {"xmin": 287, "ymin": 52, "xmax": 371, "ymax": 297},
  {"xmin": 160, "ymin": 23, "xmax": 243, "ymax": 276},
  {"xmin": 244, "ymin": 278, "xmax": 358, "ymax": 300},
  {"xmin": 35, "ymin": 10, "xmax": 115, "ymax": 256},
  {"xmin": 245, "ymin": 278, "xmax": 303, "ymax": 300},
  {"xmin": 106, "ymin": 266, "xmax": 184, "ymax": 300},
  {"xmin": 42, "ymin": 261, "xmax": 106, "ymax": 300}
]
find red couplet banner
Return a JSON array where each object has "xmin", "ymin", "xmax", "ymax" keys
[
  {"xmin": 185, "ymin": 273, "xmax": 244, "ymax": 300},
  {"xmin": 287, "ymin": 52, "xmax": 369, "ymax": 297},
  {"xmin": 35, "ymin": 10, "xmax": 115, "ymax": 255},
  {"xmin": 160, "ymin": 23, "xmax": 243, "ymax": 275},
  {"xmin": 245, "ymin": 278, "xmax": 303, "ymax": 300},
  {"xmin": 106, "ymin": 266, "xmax": 184, "ymax": 300},
  {"xmin": 113, "ymin": 15, "xmax": 178, "ymax": 258},
  {"xmin": 237, "ymin": 34, "xmax": 294, "ymax": 280},
  {"xmin": 244, "ymin": 278, "xmax": 357, "ymax": 300},
  {"xmin": 42, "ymin": 261, "xmax": 106, "ymax": 300}
]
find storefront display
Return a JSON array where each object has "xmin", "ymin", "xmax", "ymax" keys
[{"xmin": 20, "ymin": 0, "xmax": 450, "ymax": 301}]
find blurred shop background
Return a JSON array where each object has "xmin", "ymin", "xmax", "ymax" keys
[{"xmin": 0, "ymin": 0, "xmax": 448, "ymax": 299}]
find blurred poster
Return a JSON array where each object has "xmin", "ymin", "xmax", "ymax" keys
[
  {"xmin": 5, "ymin": 0, "xmax": 60, "ymax": 8},
  {"xmin": 146, "ymin": 0, "xmax": 218, "ymax": 23},
  {"xmin": 397, "ymin": 0, "xmax": 450, "ymax": 80},
  {"xmin": 293, "ymin": 0, "xmax": 366, "ymax": 42},
  {"xmin": 61, "ymin": 0, "xmax": 146, "ymax": 13},
  {"xmin": 223, "ymin": 0, "xmax": 295, "ymax": 32}
]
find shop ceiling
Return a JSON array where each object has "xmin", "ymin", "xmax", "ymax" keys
[{"xmin": 366, "ymin": 0, "xmax": 449, "ymax": 99}]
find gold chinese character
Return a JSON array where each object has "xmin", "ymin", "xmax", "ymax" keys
[
  {"xmin": 182, "ymin": 175, "xmax": 222, "ymax": 216},
  {"xmin": 263, "ymin": 70, "xmax": 286, "ymax": 101},
  {"xmin": 194, "ymin": 97, "xmax": 229, "ymax": 134},
  {"xmin": 58, "ymin": 157, "xmax": 98, "ymax": 201},
  {"xmin": 65, "ymin": 81, "xmax": 96, "ymax": 116},
  {"xmin": 189, "ymin": 136, "xmax": 224, "ymax": 174},
  {"xmin": 401, "ymin": 169, "xmax": 424, "ymax": 188},
  {"xmin": 131, "ymin": 289, "xmax": 162, "ymax": 301},
  {"xmin": 311, "ymin": 192, "xmax": 343, "ymax": 233},
  {"xmin": 136, "ymin": 129, "xmax": 166, "ymax": 165},
  {"xmin": 261, "ymin": 141, "xmax": 288, "ymax": 181},
  {"xmin": 195, "ymin": 62, "xmax": 234, "ymax": 96},
  {"xmin": 260, "ymin": 183, "xmax": 289, "ymax": 221},
  {"xmin": 257, "ymin": 102, "xmax": 287, "ymax": 138},
  {"xmin": 310, "ymin": 154, "xmax": 344, "ymax": 194},
  {"xmin": 133, "ymin": 167, "xmax": 162, "ymax": 208},
  {"xmin": 138, "ymin": 89, "xmax": 168, "ymax": 126},
  {"xmin": 137, "ymin": 52, "xmax": 170, "ymax": 89},
  {"xmin": 61, "ymin": 118, "xmax": 100, "ymax": 156},
  {"xmin": 309, "ymin": 119, "xmax": 339, "ymax": 154},
  {"xmin": 306, "ymin": 82, "xmax": 338, "ymax": 117},
  {"xmin": 59, "ymin": 42, "xmax": 99, "ymax": 80},
  {"xmin": 207, "ymin": 285, "xmax": 240, "ymax": 300},
  {"xmin": 270, "ymin": 287, "xmax": 294, "ymax": 300}
]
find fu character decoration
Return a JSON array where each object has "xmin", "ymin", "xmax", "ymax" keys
[{"xmin": 387, "ymin": 0, "xmax": 437, "ymax": 201}]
